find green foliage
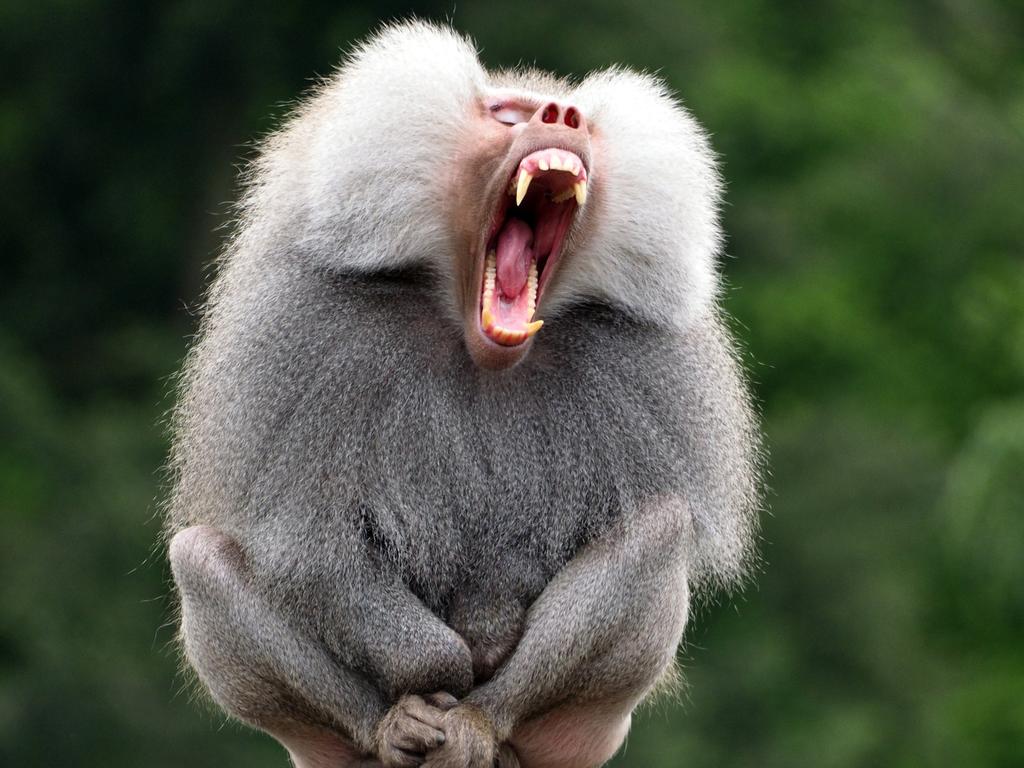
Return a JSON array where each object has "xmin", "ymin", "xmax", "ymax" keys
[{"xmin": 1, "ymin": 1, "xmax": 1021, "ymax": 765}]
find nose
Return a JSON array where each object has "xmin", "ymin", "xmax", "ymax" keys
[{"xmin": 531, "ymin": 101, "xmax": 588, "ymax": 133}]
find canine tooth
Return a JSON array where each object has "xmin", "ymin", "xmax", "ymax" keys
[
  {"xmin": 524, "ymin": 320, "xmax": 544, "ymax": 337},
  {"xmin": 516, "ymin": 170, "xmax": 533, "ymax": 206},
  {"xmin": 574, "ymin": 180, "xmax": 587, "ymax": 206}
]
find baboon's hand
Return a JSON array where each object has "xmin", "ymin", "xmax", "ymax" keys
[
  {"xmin": 375, "ymin": 694, "xmax": 454, "ymax": 767},
  {"xmin": 422, "ymin": 704, "xmax": 499, "ymax": 768}
]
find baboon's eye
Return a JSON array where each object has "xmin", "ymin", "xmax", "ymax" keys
[{"xmin": 490, "ymin": 103, "xmax": 532, "ymax": 126}]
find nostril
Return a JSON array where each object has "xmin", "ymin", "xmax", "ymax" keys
[
  {"xmin": 540, "ymin": 103, "xmax": 559, "ymax": 124},
  {"xmin": 564, "ymin": 107, "xmax": 580, "ymax": 129}
]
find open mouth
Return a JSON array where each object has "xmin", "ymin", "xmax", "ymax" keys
[{"xmin": 480, "ymin": 148, "xmax": 588, "ymax": 346}]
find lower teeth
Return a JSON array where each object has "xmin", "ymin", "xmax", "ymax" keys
[{"xmin": 482, "ymin": 251, "xmax": 540, "ymax": 332}]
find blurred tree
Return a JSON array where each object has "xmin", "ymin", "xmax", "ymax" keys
[{"xmin": 1, "ymin": 1, "xmax": 1021, "ymax": 766}]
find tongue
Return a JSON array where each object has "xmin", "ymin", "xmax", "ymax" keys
[{"xmin": 496, "ymin": 217, "xmax": 534, "ymax": 299}]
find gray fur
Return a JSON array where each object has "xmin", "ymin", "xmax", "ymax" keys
[{"xmin": 166, "ymin": 20, "xmax": 760, "ymax": 768}]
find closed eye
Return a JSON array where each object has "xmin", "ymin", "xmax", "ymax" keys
[{"xmin": 490, "ymin": 104, "xmax": 533, "ymax": 126}]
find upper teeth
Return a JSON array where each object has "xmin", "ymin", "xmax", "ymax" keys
[
  {"xmin": 573, "ymin": 181, "xmax": 587, "ymax": 206},
  {"xmin": 514, "ymin": 167, "xmax": 588, "ymax": 208},
  {"xmin": 551, "ymin": 182, "xmax": 588, "ymax": 206},
  {"xmin": 516, "ymin": 169, "xmax": 533, "ymax": 206}
]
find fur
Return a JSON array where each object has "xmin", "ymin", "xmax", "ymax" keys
[{"xmin": 165, "ymin": 20, "xmax": 760, "ymax": 768}]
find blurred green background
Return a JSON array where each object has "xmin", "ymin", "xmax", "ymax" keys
[{"xmin": 2, "ymin": 1, "xmax": 1022, "ymax": 766}]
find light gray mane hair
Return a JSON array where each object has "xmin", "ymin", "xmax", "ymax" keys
[{"xmin": 226, "ymin": 21, "xmax": 722, "ymax": 333}]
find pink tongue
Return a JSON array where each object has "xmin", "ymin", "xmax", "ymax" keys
[{"xmin": 496, "ymin": 218, "xmax": 534, "ymax": 299}]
